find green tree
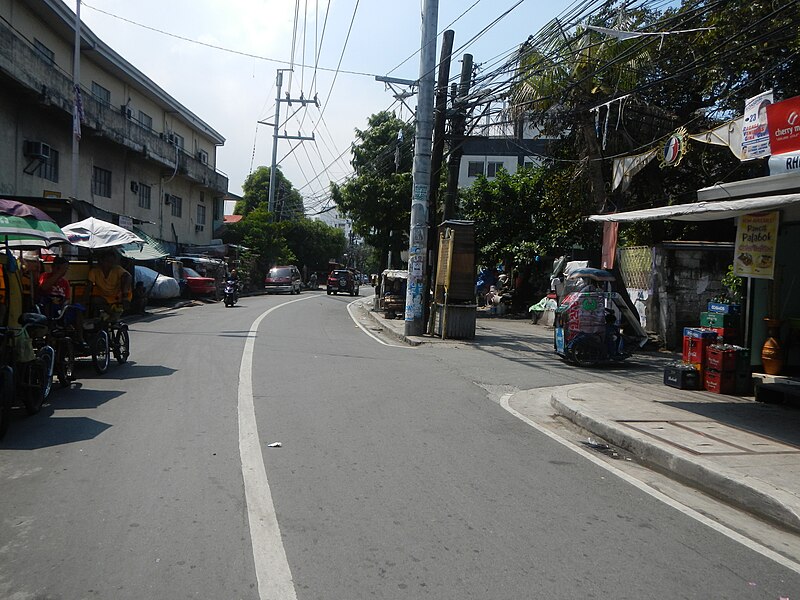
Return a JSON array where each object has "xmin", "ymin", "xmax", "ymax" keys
[
  {"xmin": 236, "ymin": 166, "xmax": 305, "ymax": 221},
  {"xmin": 223, "ymin": 206, "xmax": 294, "ymax": 285},
  {"xmin": 330, "ymin": 111, "xmax": 416, "ymax": 271},
  {"xmin": 512, "ymin": 6, "xmax": 657, "ymax": 212},
  {"xmin": 462, "ymin": 164, "xmax": 596, "ymax": 268},
  {"xmin": 280, "ymin": 218, "xmax": 346, "ymax": 275}
]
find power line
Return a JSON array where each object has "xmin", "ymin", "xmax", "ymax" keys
[{"xmin": 81, "ymin": 1, "xmax": 379, "ymax": 79}]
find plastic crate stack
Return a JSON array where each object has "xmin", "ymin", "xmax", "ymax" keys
[
  {"xmin": 701, "ymin": 301, "xmax": 741, "ymax": 345},
  {"xmin": 664, "ymin": 328, "xmax": 718, "ymax": 389},
  {"xmin": 705, "ymin": 344, "xmax": 751, "ymax": 395}
]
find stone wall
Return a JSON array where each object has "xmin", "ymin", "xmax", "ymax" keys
[{"xmin": 650, "ymin": 242, "xmax": 734, "ymax": 349}]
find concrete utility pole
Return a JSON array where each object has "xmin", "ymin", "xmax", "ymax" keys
[
  {"xmin": 443, "ymin": 53, "xmax": 473, "ymax": 221},
  {"xmin": 404, "ymin": 0, "xmax": 439, "ymax": 336},
  {"xmin": 264, "ymin": 69, "xmax": 316, "ymax": 218}
]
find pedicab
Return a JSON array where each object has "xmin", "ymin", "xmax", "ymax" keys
[
  {"xmin": 0, "ymin": 200, "xmax": 71, "ymax": 437},
  {"xmin": 554, "ymin": 268, "xmax": 648, "ymax": 367},
  {"xmin": 62, "ymin": 218, "xmax": 144, "ymax": 374}
]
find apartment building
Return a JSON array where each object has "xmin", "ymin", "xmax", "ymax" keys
[{"xmin": 0, "ymin": 0, "xmax": 228, "ymax": 250}]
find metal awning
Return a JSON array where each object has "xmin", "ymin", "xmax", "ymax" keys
[
  {"xmin": 588, "ymin": 193, "xmax": 800, "ymax": 223},
  {"xmin": 119, "ymin": 228, "xmax": 169, "ymax": 261}
]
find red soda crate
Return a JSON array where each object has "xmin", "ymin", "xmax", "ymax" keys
[
  {"xmin": 682, "ymin": 334, "xmax": 716, "ymax": 364},
  {"xmin": 710, "ymin": 327, "xmax": 739, "ymax": 344},
  {"xmin": 704, "ymin": 369, "xmax": 736, "ymax": 394},
  {"xmin": 706, "ymin": 346, "xmax": 737, "ymax": 372}
]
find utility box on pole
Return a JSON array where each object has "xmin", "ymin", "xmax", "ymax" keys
[{"xmin": 433, "ymin": 220, "xmax": 476, "ymax": 339}]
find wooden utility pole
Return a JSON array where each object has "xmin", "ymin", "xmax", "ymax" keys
[
  {"xmin": 443, "ymin": 53, "xmax": 473, "ymax": 221},
  {"xmin": 424, "ymin": 29, "xmax": 455, "ymax": 332}
]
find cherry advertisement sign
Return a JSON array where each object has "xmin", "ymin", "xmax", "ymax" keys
[{"xmin": 767, "ymin": 95, "xmax": 800, "ymax": 156}]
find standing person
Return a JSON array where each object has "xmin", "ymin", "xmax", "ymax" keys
[{"xmin": 86, "ymin": 251, "xmax": 132, "ymax": 317}]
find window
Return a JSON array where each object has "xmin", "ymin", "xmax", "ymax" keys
[
  {"xmin": 467, "ymin": 161, "xmax": 484, "ymax": 177},
  {"xmin": 196, "ymin": 204, "xmax": 206, "ymax": 225},
  {"xmin": 35, "ymin": 148, "xmax": 59, "ymax": 183},
  {"xmin": 171, "ymin": 196, "xmax": 182, "ymax": 218},
  {"xmin": 487, "ymin": 162, "xmax": 504, "ymax": 178},
  {"xmin": 138, "ymin": 111, "xmax": 152, "ymax": 130},
  {"xmin": 171, "ymin": 133, "xmax": 184, "ymax": 149},
  {"xmin": 91, "ymin": 166, "xmax": 111, "ymax": 197},
  {"xmin": 138, "ymin": 183, "xmax": 151, "ymax": 209},
  {"xmin": 197, "ymin": 149, "xmax": 208, "ymax": 164},
  {"xmin": 91, "ymin": 82, "xmax": 111, "ymax": 107},
  {"xmin": 33, "ymin": 39, "xmax": 54, "ymax": 65}
]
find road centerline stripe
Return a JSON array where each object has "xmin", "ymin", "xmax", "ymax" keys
[{"xmin": 239, "ymin": 296, "xmax": 311, "ymax": 600}]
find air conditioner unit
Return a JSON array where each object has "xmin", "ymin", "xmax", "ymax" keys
[
  {"xmin": 195, "ymin": 225, "xmax": 204, "ymax": 232},
  {"xmin": 120, "ymin": 105, "xmax": 132, "ymax": 118},
  {"xmin": 130, "ymin": 181, "xmax": 139, "ymax": 193},
  {"xmin": 167, "ymin": 133, "xmax": 176, "ymax": 144},
  {"xmin": 23, "ymin": 140, "xmax": 51, "ymax": 160}
]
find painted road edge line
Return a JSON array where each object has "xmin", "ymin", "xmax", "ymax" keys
[
  {"xmin": 499, "ymin": 391, "xmax": 800, "ymax": 577},
  {"xmin": 347, "ymin": 298, "xmax": 410, "ymax": 348},
  {"xmin": 239, "ymin": 296, "xmax": 312, "ymax": 600}
]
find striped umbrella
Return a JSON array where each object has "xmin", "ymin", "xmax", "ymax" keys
[{"xmin": 0, "ymin": 199, "xmax": 69, "ymax": 248}]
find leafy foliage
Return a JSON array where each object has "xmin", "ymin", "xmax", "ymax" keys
[
  {"xmin": 236, "ymin": 166, "xmax": 305, "ymax": 221},
  {"xmin": 461, "ymin": 165, "xmax": 598, "ymax": 267},
  {"xmin": 280, "ymin": 219, "xmax": 346, "ymax": 273},
  {"xmin": 330, "ymin": 112, "xmax": 416, "ymax": 271}
]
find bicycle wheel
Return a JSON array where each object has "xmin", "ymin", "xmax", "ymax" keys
[
  {"xmin": 56, "ymin": 339, "xmax": 75, "ymax": 387},
  {"xmin": 92, "ymin": 330, "xmax": 110, "ymax": 374},
  {"xmin": 570, "ymin": 336, "xmax": 604, "ymax": 368},
  {"xmin": 113, "ymin": 325, "xmax": 130, "ymax": 364},
  {"xmin": 37, "ymin": 346, "xmax": 54, "ymax": 400},
  {"xmin": 21, "ymin": 358, "xmax": 47, "ymax": 415}
]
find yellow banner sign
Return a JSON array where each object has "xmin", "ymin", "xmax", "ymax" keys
[{"xmin": 734, "ymin": 211, "xmax": 779, "ymax": 279}]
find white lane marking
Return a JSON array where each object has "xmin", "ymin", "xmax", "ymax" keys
[
  {"xmin": 239, "ymin": 295, "xmax": 312, "ymax": 600},
  {"xmin": 499, "ymin": 392, "xmax": 800, "ymax": 576},
  {"xmin": 346, "ymin": 298, "xmax": 410, "ymax": 348}
]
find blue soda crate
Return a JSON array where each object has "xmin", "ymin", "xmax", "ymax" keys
[
  {"xmin": 683, "ymin": 327, "xmax": 719, "ymax": 340},
  {"xmin": 708, "ymin": 302, "xmax": 741, "ymax": 315}
]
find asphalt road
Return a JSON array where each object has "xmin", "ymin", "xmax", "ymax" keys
[{"xmin": 1, "ymin": 292, "xmax": 798, "ymax": 599}]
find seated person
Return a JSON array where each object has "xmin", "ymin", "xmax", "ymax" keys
[
  {"xmin": 86, "ymin": 251, "xmax": 132, "ymax": 319},
  {"xmin": 37, "ymin": 256, "xmax": 72, "ymax": 317}
]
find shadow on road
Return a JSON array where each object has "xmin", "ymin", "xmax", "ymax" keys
[
  {"xmin": 662, "ymin": 399, "xmax": 800, "ymax": 448},
  {"xmin": 1, "ymin": 410, "xmax": 112, "ymax": 450}
]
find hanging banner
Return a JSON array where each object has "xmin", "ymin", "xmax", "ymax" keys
[
  {"xmin": 734, "ymin": 211, "xmax": 779, "ymax": 279},
  {"xmin": 741, "ymin": 90, "xmax": 773, "ymax": 160},
  {"xmin": 769, "ymin": 150, "xmax": 800, "ymax": 175},
  {"xmin": 601, "ymin": 221, "xmax": 618, "ymax": 269},
  {"xmin": 688, "ymin": 117, "xmax": 743, "ymax": 160},
  {"xmin": 767, "ymin": 95, "xmax": 800, "ymax": 156}
]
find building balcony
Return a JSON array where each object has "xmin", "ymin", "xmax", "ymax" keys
[{"xmin": 0, "ymin": 18, "xmax": 228, "ymax": 195}]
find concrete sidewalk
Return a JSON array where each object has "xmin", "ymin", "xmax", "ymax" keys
[{"xmin": 358, "ymin": 297, "xmax": 800, "ymax": 533}]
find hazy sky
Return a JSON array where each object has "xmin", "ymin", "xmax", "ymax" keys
[{"xmin": 67, "ymin": 0, "xmax": 572, "ymax": 214}]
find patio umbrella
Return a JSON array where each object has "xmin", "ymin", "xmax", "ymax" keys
[
  {"xmin": 62, "ymin": 217, "xmax": 144, "ymax": 249},
  {"xmin": 0, "ymin": 199, "xmax": 69, "ymax": 248}
]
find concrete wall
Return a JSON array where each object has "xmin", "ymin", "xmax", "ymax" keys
[{"xmin": 651, "ymin": 243, "xmax": 733, "ymax": 349}]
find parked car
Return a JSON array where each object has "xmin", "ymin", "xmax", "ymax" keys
[
  {"xmin": 327, "ymin": 269, "xmax": 360, "ymax": 296},
  {"xmin": 265, "ymin": 265, "xmax": 302, "ymax": 294},
  {"xmin": 182, "ymin": 267, "xmax": 216, "ymax": 297}
]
